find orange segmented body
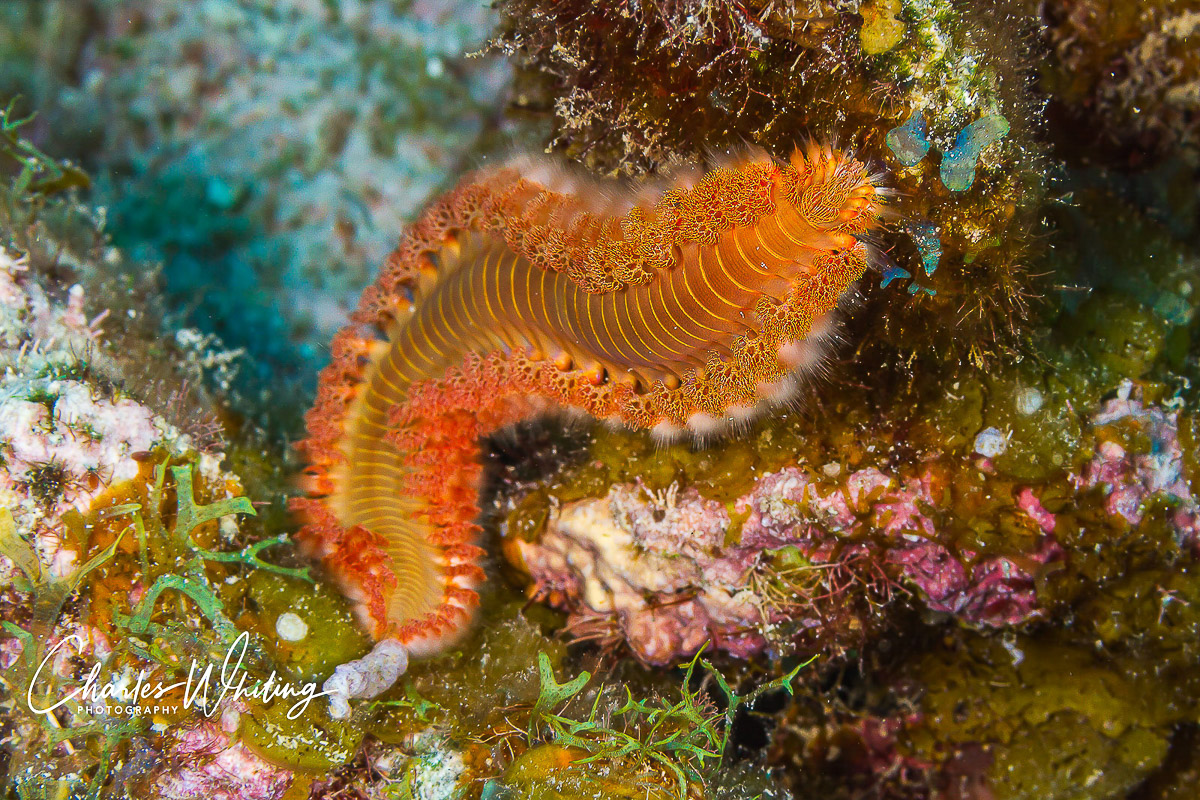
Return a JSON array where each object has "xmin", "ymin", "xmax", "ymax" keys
[{"xmin": 292, "ymin": 144, "xmax": 885, "ymax": 652}]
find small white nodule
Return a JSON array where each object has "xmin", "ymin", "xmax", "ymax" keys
[
  {"xmin": 1015, "ymin": 387, "xmax": 1044, "ymax": 415},
  {"xmin": 973, "ymin": 427, "xmax": 1009, "ymax": 458},
  {"xmin": 275, "ymin": 612, "xmax": 309, "ymax": 642}
]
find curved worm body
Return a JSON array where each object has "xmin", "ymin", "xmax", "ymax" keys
[{"xmin": 292, "ymin": 145, "xmax": 885, "ymax": 652}]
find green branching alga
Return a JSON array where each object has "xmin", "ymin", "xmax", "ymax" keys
[
  {"xmin": 0, "ymin": 454, "xmax": 369, "ymax": 795},
  {"xmin": 486, "ymin": 650, "xmax": 806, "ymax": 800},
  {"xmin": 359, "ymin": 597, "xmax": 800, "ymax": 800}
]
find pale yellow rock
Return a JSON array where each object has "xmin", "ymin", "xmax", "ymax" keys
[{"xmin": 861, "ymin": 0, "xmax": 906, "ymax": 55}]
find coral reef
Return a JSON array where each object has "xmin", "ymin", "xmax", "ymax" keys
[
  {"xmin": 5, "ymin": 0, "xmax": 1200, "ymax": 798},
  {"xmin": 1, "ymin": 117, "xmax": 813, "ymax": 800}
]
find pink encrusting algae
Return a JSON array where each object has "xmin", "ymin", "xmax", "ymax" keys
[
  {"xmin": 1077, "ymin": 392, "xmax": 1200, "ymax": 541},
  {"xmin": 517, "ymin": 463, "xmax": 1064, "ymax": 666},
  {"xmin": 152, "ymin": 708, "xmax": 291, "ymax": 800},
  {"xmin": 0, "ymin": 250, "xmax": 232, "ymax": 583}
]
